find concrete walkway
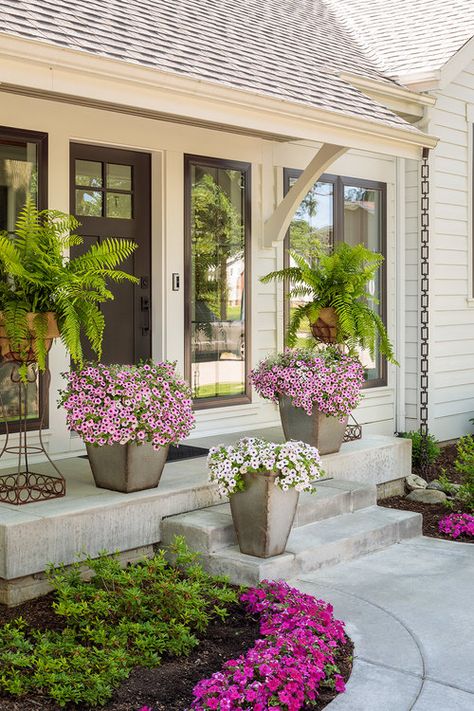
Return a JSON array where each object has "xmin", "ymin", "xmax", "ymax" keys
[{"xmin": 291, "ymin": 536, "xmax": 474, "ymax": 711}]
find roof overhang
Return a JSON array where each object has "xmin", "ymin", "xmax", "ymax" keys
[
  {"xmin": 339, "ymin": 72, "xmax": 436, "ymax": 122},
  {"xmin": 0, "ymin": 33, "xmax": 438, "ymax": 160}
]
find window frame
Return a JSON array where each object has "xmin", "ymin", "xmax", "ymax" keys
[
  {"xmin": 283, "ymin": 168, "xmax": 388, "ymax": 389},
  {"xmin": 0, "ymin": 126, "xmax": 49, "ymax": 433},
  {"xmin": 184, "ymin": 154, "xmax": 252, "ymax": 409}
]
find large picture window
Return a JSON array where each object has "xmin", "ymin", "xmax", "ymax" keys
[
  {"xmin": 0, "ymin": 127, "xmax": 48, "ymax": 431},
  {"xmin": 284, "ymin": 169, "xmax": 387, "ymax": 387},
  {"xmin": 185, "ymin": 155, "xmax": 251, "ymax": 407}
]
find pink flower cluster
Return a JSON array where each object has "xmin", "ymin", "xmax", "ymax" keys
[
  {"xmin": 59, "ymin": 361, "xmax": 195, "ymax": 450},
  {"xmin": 438, "ymin": 513, "xmax": 474, "ymax": 539},
  {"xmin": 190, "ymin": 581, "xmax": 347, "ymax": 711},
  {"xmin": 250, "ymin": 348, "xmax": 364, "ymax": 420}
]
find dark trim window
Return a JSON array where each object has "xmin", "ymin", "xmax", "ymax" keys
[
  {"xmin": 284, "ymin": 169, "xmax": 387, "ymax": 388},
  {"xmin": 184, "ymin": 155, "xmax": 251, "ymax": 408},
  {"xmin": 0, "ymin": 126, "xmax": 48, "ymax": 433}
]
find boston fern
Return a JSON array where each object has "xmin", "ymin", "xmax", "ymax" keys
[
  {"xmin": 261, "ymin": 242, "xmax": 397, "ymax": 364},
  {"xmin": 0, "ymin": 199, "xmax": 138, "ymax": 377}
]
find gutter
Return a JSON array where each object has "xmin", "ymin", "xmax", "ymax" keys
[{"xmin": 0, "ymin": 33, "xmax": 438, "ymax": 152}]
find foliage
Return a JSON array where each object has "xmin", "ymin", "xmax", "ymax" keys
[
  {"xmin": 192, "ymin": 171, "xmax": 243, "ymax": 322},
  {"xmin": 438, "ymin": 513, "xmax": 474, "ymax": 539},
  {"xmin": 58, "ymin": 361, "xmax": 195, "ymax": 448},
  {"xmin": 191, "ymin": 581, "xmax": 348, "ymax": 710},
  {"xmin": 207, "ymin": 437, "xmax": 325, "ymax": 497},
  {"xmin": 399, "ymin": 431, "xmax": 441, "ymax": 469},
  {"xmin": 0, "ymin": 538, "xmax": 237, "ymax": 707},
  {"xmin": 261, "ymin": 241, "xmax": 397, "ymax": 363},
  {"xmin": 0, "ymin": 199, "xmax": 137, "ymax": 379},
  {"xmin": 250, "ymin": 347, "xmax": 364, "ymax": 419},
  {"xmin": 443, "ymin": 435, "xmax": 474, "ymax": 513}
]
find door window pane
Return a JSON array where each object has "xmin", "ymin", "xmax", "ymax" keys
[
  {"xmin": 106, "ymin": 192, "xmax": 132, "ymax": 219},
  {"xmin": 75, "ymin": 160, "xmax": 102, "ymax": 187},
  {"xmin": 0, "ymin": 137, "xmax": 40, "ymax": 421},
  {"xmin": 75, "ymin": 189, "xmax": 103, "ymax": 216},
  {"xmin": 189, "ymin": 161, "xmax": 248, "ymax": 403},
  {"xmin": 287, "ymin": 176, "xmax": 334, "ymax": 345},
  {"xmin": 344, "ymin": 186, "xmax": 383, "ymax": 382},
  {"xmin": 107, "ymin": 163, "xmax": 132, "ymax": 190}
]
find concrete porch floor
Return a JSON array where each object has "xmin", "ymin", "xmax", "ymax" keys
[{"xmin": 0, "ymin": 430, "xmax": 410, "ymax": 604}]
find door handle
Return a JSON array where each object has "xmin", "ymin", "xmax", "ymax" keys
[{"xmin": 141, "ymin": 296, "xmax": 150, "ymax": 336}]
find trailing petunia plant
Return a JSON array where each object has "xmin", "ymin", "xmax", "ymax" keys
[
  {"xmin": 250, "ymin": 347, "xmax": 365, "ymax": 420},
  {"xmin": 207, "ymin": 437, "xmax": 325, "ymax": 498},
  {"xmin": 0, "ymin": 199, "xmax": 137, "ymax": 378},
  {"xmin": 58, "ymin": 361, "xmax": 195, "ymax": 449}
]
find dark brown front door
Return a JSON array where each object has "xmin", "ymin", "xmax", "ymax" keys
[{"xmin": 70, "ymin": 143, "xmax": 151, "ymax": 365}]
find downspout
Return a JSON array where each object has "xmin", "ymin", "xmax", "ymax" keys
[{"xmin": 419, "ymin": 147, "xmax": 430, "ymax": 473}]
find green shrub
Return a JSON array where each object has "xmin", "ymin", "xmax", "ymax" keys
[
  {"xmin": 399, "ymin": 431, "xmax": 441, "ymax": 469},
  {"xmin": 438, "ymin": 435, "xmax": 474, "ymax": 513},
  {"xmin": 0, "ymin": 538, "xmax": 237, "ymax": 707}
]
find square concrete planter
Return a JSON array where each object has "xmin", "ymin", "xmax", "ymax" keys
[
  {"xmin": 229, "ymin": 471, "xmax": 299, "ymax": 558},
  {"xmin": 279, "ymin": 395, "xmax": 348, "ymax": 455},
  {"xmin": 86, "ymin": 441, "xmax": 169, "ymax": 493}
]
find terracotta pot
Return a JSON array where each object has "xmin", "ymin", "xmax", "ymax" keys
[
  {"xmin": 230, "ymin": 470, "xmax": 299, "ymax": 558},
  {"xmin": 0, "ymin": 311, "xmax": 59, "ymax": 363},
  {"xmin": 279, "ymin": 394, "xmax": 348, "ymax": 455},
  {"xmin": 86, "ymin": 441, "xmax": 169, "ymax": 493},
  {"xmin": 310, "ymin": 307, "xmax": 338, "ymax": 344}
]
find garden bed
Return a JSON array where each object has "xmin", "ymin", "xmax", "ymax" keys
[
  {"xmin": 0, "ymin": 551, "xmax": 353, "ymax": 711},
  {"xmin": 0, "ymin": 594, "xmax": 353, "ymax": 711},
  {"xmin": 380, "ymin": 496, "xmax": 473, "ymax": 543},
  {"xmin": 381, "ymin": 442, "xmax": 473, "ymax": 543}
]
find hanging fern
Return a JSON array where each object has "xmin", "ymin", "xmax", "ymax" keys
[
  {"xmin": 261, "ymin": 242, "xmax": 398, "ymax": 364},
  {"xmin": 0, "ymin": 198, "xmax": 138, "ymax": 378}
]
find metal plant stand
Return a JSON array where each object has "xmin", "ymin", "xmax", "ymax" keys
[
  {"xmin": 344, "ymin": 414, "xmax": 362, "ymax": 443},
  {"xmin": 0, "ymin": 363, "xmax": 66, "ymax": 505}
]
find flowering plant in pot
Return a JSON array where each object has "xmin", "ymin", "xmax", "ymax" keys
[
  {"xmin": 59, "ymin": 361, "xmax": 195, "ymax": 492},
  {"xmin": 250, "ymin": 347, "xmax": 365, "ymax": 454},
  {"xmin": 208, "ymin": 437, "xmax": 325, "ymax": 557}
]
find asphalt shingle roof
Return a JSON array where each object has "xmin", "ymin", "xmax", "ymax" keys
[
  {"xmin": 0, "ymin": 0, "xmax": 418, "ymax": 133},
  {"xmin": 327, "ymin": 0, "xmax": 474, "ymax": 79}
]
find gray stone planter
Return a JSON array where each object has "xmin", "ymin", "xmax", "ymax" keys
[
  {"xmin": 229, "ymin": 471, "xmax": 299, "ymax": 558},
  {"xmin": 279, "ymin": 394, "xmax": 348, "ymax": 455},
  {"xmin": 86, "ymin": 441, "xmax": 169, "ymax": 493}
]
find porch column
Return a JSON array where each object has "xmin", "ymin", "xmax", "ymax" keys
[{"xmin": 263, "ymin": 143, "xmax": 347, "ymax": 247}]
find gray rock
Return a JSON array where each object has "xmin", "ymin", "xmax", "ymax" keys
[
  {"xmin": 406, "ymin": 474, "xmax": 428, "ymax": 491},
  {"xmin": 427, "ymin": 480, "xmax": 445, "ymax": 492},
  {"xmin": 407, "ymin": 489, "xmax": 448, "ymax": 504}
]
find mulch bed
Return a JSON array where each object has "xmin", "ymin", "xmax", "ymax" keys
[
  {"xmin": 380, "ymin": 443, "xmax": 473, "ymax": 544},
  {"xmin": 379, "ymin": 495, "xmax": 473, "ymax": 544},
  {"xmin": 0, "ymin": 594, "xmax": 353, "ymax": 711},
  {"xmin": 412, "ymin": 443, "xmax": 461, "ymax": 484}
]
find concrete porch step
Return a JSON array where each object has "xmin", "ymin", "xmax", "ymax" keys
[
  {"xmin": 189, "ymin": 506, "xmax": 422, "ymax": 586},
  {"xmin": 161, "ymin": 479, "xmax": 377, "ymax": 553}
]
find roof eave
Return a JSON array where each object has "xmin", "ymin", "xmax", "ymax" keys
[{"xmin": 0, "ymin": 33, "xmax": 438, "ymax": 157}]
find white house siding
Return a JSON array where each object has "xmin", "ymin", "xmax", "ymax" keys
[
  {"xmin": 0, "ymin": 91, "xmax": 399, "ymax": 460},
  {"xmin": 425, "ymin": 59, "xmax": 474, "ymax": 441}
]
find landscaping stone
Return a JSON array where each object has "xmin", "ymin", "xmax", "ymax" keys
[
  {"xmin": 406, "ymin": 489, "xmax": 447, "ymax": 504},
  {"xmin": 406, "ymin": 474, "xmax": 428, "ymax": 491},
  {"xmin": 426, "ymin": 480, "xmax": 444, "ymax": 491}
]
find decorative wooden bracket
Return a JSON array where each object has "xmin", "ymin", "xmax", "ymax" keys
[{"xmin": 263, "ymin": 143, "xmax": 348, "ymax": 247}]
